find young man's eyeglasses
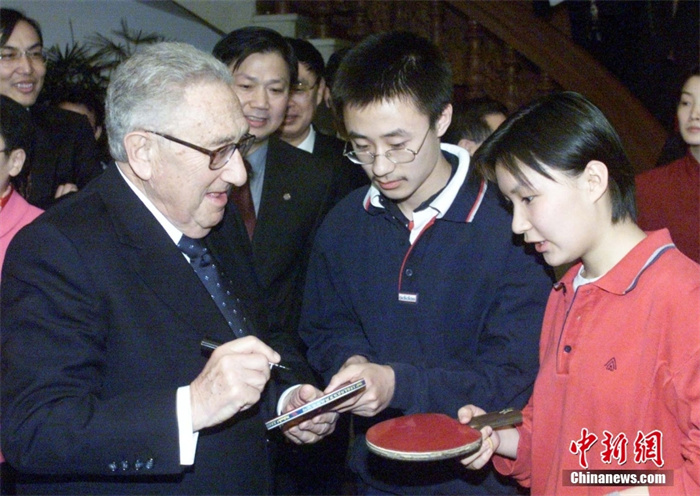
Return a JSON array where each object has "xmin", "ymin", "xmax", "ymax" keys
[
  {"xmin": 145, "ymin": 131, "xmax": 256, "ymax": 170},
  {"xmin": 343, "ymin": 127, "xmax": 431, "ymax": 165},
  {"xmin": 0, "ymin": 47, "xmax": 47, "ymax": 64}
]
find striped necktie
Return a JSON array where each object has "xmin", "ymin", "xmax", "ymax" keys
[{"xmin": 178, "ymin": 235, "xmax": 248, "ymax": 337}]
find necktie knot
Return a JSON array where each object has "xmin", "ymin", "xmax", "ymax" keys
[{"xmin": 178, "ymin": 236, "xmax": 212, "ymax": 268}]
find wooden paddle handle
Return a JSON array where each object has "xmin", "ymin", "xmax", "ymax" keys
[{"xmin": 467, "ymin": 408, "xmax": 522, "ymax": 430}]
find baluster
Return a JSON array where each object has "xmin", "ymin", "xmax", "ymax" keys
[
  {"xmin": 537, "ymin": 72, "xmax": 556, "ymax": 96},
  {"xmin": 275, "ymin": 1, "xmax": 291, "ymax": 14},
  {"xmin": 465, "ymin": 20, "xmax": 485, "ymax": 99},
  {"xmin": 503, "ymin": 45, "xmax": 519, "ymax": 111},
  {"xmin": 362, "ymin": 1, "xmax": 383, "ymax": 33},
  {"xmin": 431, "ymin": 1, "xmax": 442, "ymax": 46},
  {"xmin": 393, "ymin": 1, "xmax": 412, "ymax": 35},
  {"xmin": 315, "ymin": 1, "xmax": 332, "ymax": 38},
  {"xmin": 347, "ymin": 0, "xmax": 370, "ymax": 40}
]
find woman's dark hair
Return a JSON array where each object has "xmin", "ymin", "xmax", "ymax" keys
[
  {"xmin": 655, "ymin": 64, "xmax": 700, "ymax": 166},
  {"xmin": 0, "ymin": 94, "xmax": 34, "ymax": 193},
  {"xmin": 474, "ymin": 91, "xmax": 637, "ymax": 223},
  {"xmin": 676, "ymin": 64, "xmax": 700, "ymax": 100},
  {"xmin": 0, "ymin": 8, "xmax": 43, "ymax": 47}
]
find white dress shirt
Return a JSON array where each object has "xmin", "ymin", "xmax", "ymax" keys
[{"xmin": 117, "ymin": 166, "xmax": 198, "ymax": 465}]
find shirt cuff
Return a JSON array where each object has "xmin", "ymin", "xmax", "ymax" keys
[
  {"xmin": 277, "ymin": 385, "xmax": 302, "ymax": 414},
  {"xmin": 177, "ymin": 386, "xmax": 199, "ymax": 465}
]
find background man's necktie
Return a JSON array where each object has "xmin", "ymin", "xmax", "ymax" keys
[
  {"xmin": 178, "ymin": 235, "xmax": 248, "ymax": 338},
  {"xmin": 230, "ymin": 160, "xmax": 256, "ymax": 240}
]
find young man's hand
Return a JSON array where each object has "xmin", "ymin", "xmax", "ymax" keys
[
  {"xmin": 281, "ymin": 384, "xmax": 339, "ymax": 444},
  {"xmin": 324, "ymin": 355, "xmax": 395, "ymax": 417}
]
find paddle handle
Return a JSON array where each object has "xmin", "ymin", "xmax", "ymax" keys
[{"xmin": 467, "ymin": 408, "xmax": 522, "ymax": 430}]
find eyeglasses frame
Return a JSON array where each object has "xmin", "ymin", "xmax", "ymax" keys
[
  {"xmin": 0, "ymin": 47, "xmax": 47, "ymax": 64},
  {"xmin": 145, "ymin": 131, "xmax": 256, "ymax": 170},
  {"xmin": 291, "ymin": 78, "xmax": 320, "ymax": 95},
  {"xmin": 343, "ymin": 126, "xmax": 432, "ymax": 166}
]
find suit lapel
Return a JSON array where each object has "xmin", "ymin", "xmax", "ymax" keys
[
  {"xmin": 97, "ymin": 167, "xmax": 230, "ymax": 340},
  {"xmin": 254, "ymin": 138, "xmax": 287, "ymax": 245}
]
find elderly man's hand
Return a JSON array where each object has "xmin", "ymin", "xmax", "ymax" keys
[
  {"xmin": 281, "ymin": 384, "xmax": 339, "ymax": 444},
  {"xmin": 190, "ymin": 336, "xmax": 280, "ymax": 431}
]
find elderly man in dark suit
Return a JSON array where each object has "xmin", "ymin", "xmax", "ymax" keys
[{"xmin": 0, "ymin": 42, "xmax": 336, "ymax": 495}]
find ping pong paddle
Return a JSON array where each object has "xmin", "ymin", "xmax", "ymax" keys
[{"xmin": 365, "ymin": 408, "xmax": 522, "ymax": 461}]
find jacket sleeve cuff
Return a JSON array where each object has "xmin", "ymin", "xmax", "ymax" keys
[{"xmin": 386, "ymin": 362, "xmax": 415, "ymax": 412}]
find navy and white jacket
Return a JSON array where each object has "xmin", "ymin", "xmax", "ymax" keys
[{"xmin": 299, "ymin": 144, "xmax": 553, "ymax": 495}]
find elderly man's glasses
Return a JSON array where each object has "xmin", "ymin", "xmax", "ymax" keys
[
  {"xmin": 0, "ymin": 47, "xmax": 47, "ymax": 64},
  {"xmin": 343, "ymin": 127, "xmax": 431, "ymax": 165},
  {"xmin": 146, "ymin": 131, "xmax": 256, "ymax": 170}
]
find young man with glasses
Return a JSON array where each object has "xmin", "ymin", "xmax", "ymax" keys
[
  {"xmin": 279, "ymin": 37, "xmax": 368, "ymax": 209},
  {"xmin": 0, "ymin": 8, "xmax": 101, "ymax": 209},
  {"xmin": 298, "ymin": 31, "xmax": 554, "ymax": 495}
]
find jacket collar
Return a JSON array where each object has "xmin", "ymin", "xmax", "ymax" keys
[
  {"xmin": 362, "ymin": 144, "xmax": 488, "ymax": 243},
  {"xmin": 95, "ymin": 166, "xmax": 231, "ymax": 336}
]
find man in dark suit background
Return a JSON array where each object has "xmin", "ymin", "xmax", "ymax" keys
[
  {"xmin": 211, "ymin": 27, "xmax": 335, "ymax": 355},
  {"xmin": 278, "ymin": 37, "xmax": 368, "ymax": 206},
  {"xmin": 0, "ymin": 42, "xmax": 336, "ymax": 495},
  {"xmin": 272, "ymin": 36, "xmax": 369, "ymax": 495},
  {"xmin": 211, "ymin": 27, "xmax": 352, "ymax": 496}
]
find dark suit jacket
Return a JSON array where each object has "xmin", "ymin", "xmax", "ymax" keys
[
  {"xmin": 0, "ymin": 165, "xmax": 313, "ymax": 495},
  {"xmin": 210, "ymin": 138, "xmax": 334, "ymax": 351},
  {"xmin": 27, "ymin": 105, "xmax": 103, "ymax": 209},
  {"xmin": 312, "ymin": 131, "xmax": 369, "ymax": 207}
]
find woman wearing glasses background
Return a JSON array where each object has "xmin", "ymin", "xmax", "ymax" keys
[{"xmin": 0, "ymin": 8, "xmax": 101, "ymax": 209}]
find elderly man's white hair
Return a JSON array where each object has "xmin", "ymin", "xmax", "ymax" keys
[{"xmin": 106, "ymin": 42, "xmax": 234, "ymax": 163}]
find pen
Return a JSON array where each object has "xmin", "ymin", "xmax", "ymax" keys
[{"xmin": 199, "ymin": 338, "xmax": 292, "ymax": 371}]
